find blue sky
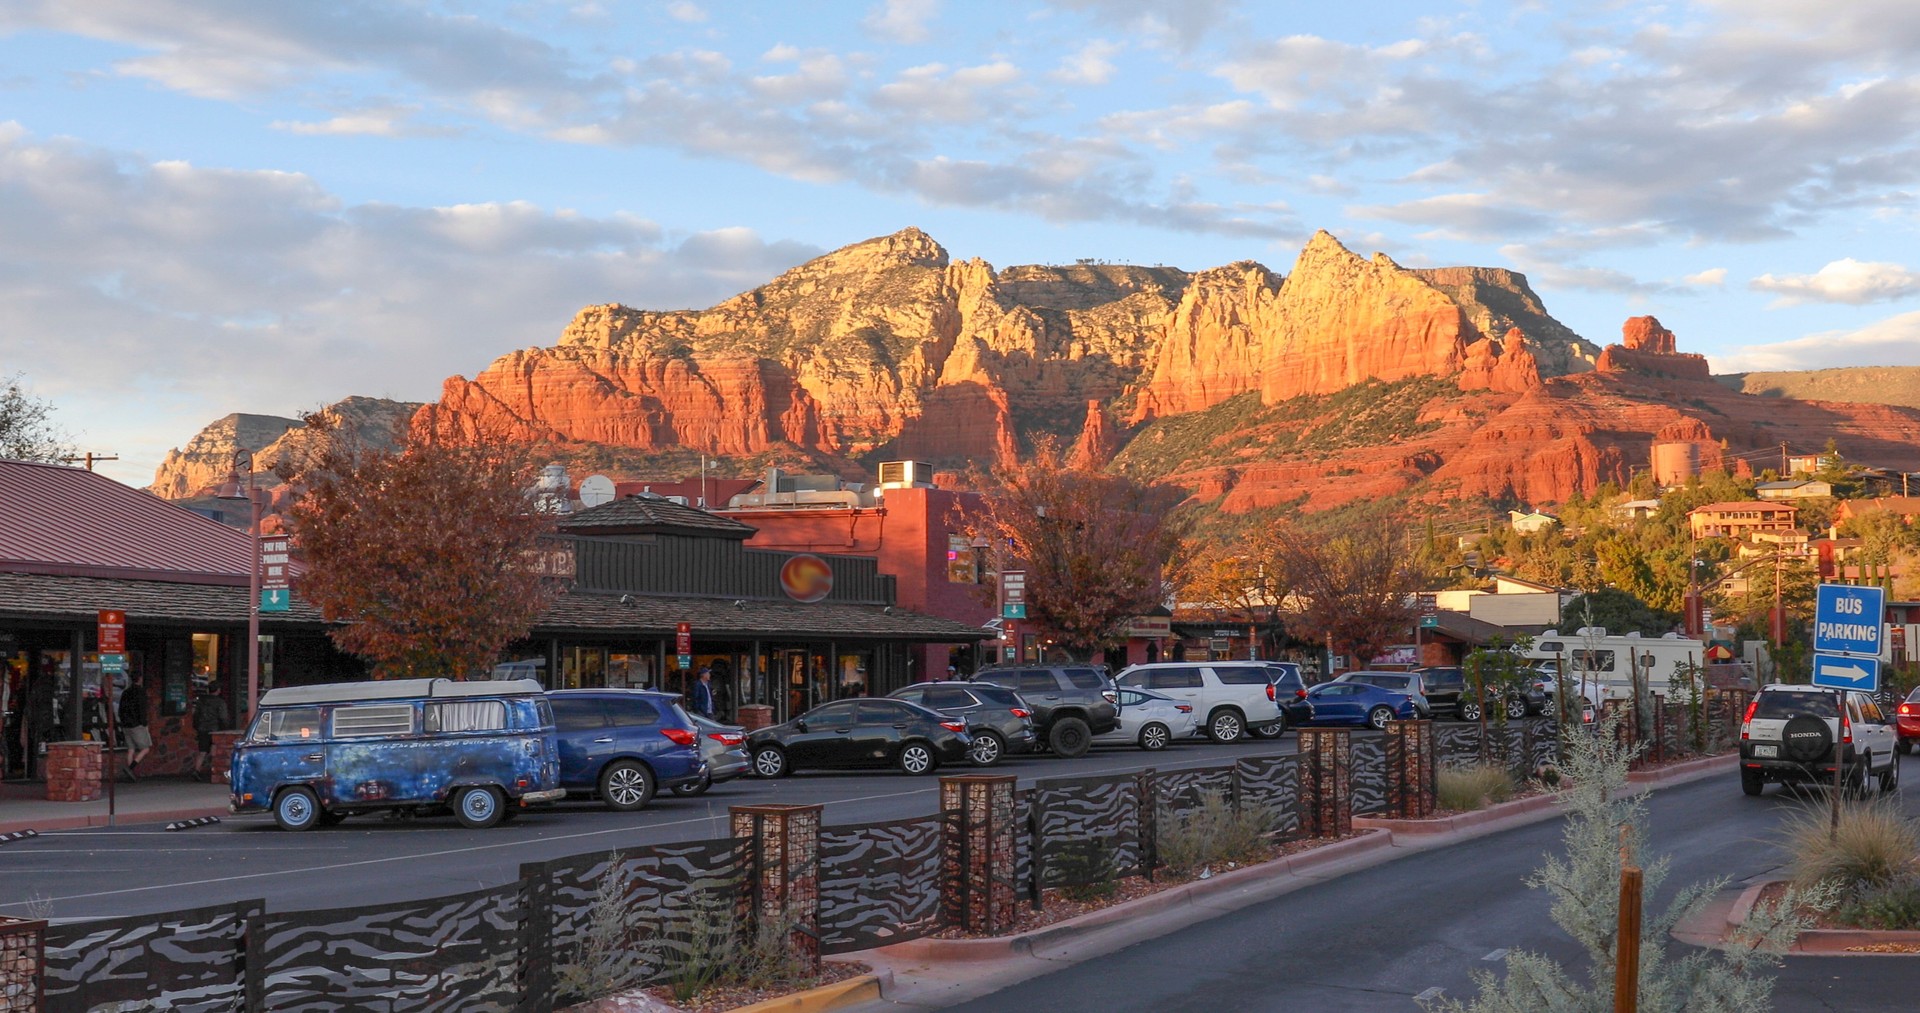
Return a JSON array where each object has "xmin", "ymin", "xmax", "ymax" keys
[{"xmin": 4, "ymin": 0, "xmax": 1920, "ymax": 486}]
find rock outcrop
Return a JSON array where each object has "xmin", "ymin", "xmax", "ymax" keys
[
  {"xmin": 1596, "ymin": 315, "xmax": 1711, "ymax": 381},
  {"xmin": 149, "ymin": 397, "xmax": 418, "ymax": 499},
  {"xmin": 1066, "ymin": 400, "xmax": 1125, "ymax": 470}
]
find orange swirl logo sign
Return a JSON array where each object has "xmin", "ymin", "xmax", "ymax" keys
[{"xmin": 780, "ymin": 554, "xmax": 834, "ymax": 603}]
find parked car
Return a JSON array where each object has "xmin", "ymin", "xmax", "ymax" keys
[
  {"xmin": 673, "ymin": 713, "xmax": 749, "ymax": 796},
  {"xmin": 547, "ymin": 689, "xmax": 708, "ymax": 811},
  {"xmin": 1899, "ymin": 685, "xmax": 1920, "ymax": 755},
  {"xmin": 748, "ymin": 698, "xmax": 971, "ymax": 776},
  {"xmin": 231, "ymin": 678, "xmax": 564, "ymax": 832},
  {"xmin": 890, "ymin": 681, "xmax": 1038, "ymax": 767},
  {"xmin": 1252, "ymin": 662, "xmax": 1314, "ymax": 738},
  {"xmin": 1112, "ymin": 661, "xmax": 1287, "ymax": 743},
  {"xmin": 1335, "ymin": 671, "xmax": 1434, "ymax": 718},
  {"xmin": 1096, "ymin": 687, "xmax": 1199, "ymax": 751},
  {"xmin": 969, "ymin": 666, "xmax": 1119, "ymax": 758},
  {"xmin": 1740, "ymin": 684, "xmax": 1898, "ymax": 796},
  {"xmin": 1410, "ymin": 666, "xmax": 1534, "ymax": 722},
  {"xmin": 1299, "ymin": 681, "xmax": 1421, "ymax": 730}
]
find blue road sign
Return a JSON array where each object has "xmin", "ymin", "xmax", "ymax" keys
[
  {"xmin": 1002, "ymin": 603, "xmax": 1027, "ymax": 619},
  {"xmin": 1814, "ymin": 583, "xmax": 1884, "ymax": 656},
  {"xmin": 259, "ymin": 588, "xmax": 290, "ymax": 613},
  {"xmin": 1812, "ymin": 652, "xmax": 1881, "ymax": 693}
]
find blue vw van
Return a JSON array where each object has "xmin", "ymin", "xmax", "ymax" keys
[{"xmin": 229, "ymin": 678, "xmax": 563, "ymax": 831}]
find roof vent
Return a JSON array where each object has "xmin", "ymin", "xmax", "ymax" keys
[{"xmin": 877, "ymin": 461, "xmax": 934, "ymax": 490}]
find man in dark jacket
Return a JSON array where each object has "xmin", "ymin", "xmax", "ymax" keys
[{"xmin": 191, "ymin": 684, "xmax": 229, "ymax": 781}]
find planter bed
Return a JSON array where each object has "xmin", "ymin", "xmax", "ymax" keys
[{"xmin": 1735, "ymin": 880, "xmax": 1920, "ymax": 956}]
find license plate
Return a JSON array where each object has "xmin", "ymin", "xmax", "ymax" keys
[{"xmin": 1751, "ymin": 744, "xmax": 1778, "ymax": 758}]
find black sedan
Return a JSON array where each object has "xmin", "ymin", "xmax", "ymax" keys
[{"xmin": 748, "ymin": 698, "xmax": 972, "ymax": 777}]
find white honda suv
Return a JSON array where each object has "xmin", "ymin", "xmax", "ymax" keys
[{"xmin": 1739, "ymin": 683, "xmax": 1899, "ymax": 797}]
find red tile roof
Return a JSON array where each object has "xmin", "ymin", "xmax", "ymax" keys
[{"xmin": 0, "ymin": 459, "xmax": 254, "ymax": 585}]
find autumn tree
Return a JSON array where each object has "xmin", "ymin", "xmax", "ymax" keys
[
  {"xmin": 1280, "ymin": 524, "xmax": 1418, "ymax": 668},
  {"xmin": 0, "ymin": 373, "xmax": 72, "ymax": 462},
  {"xmin": 284, "ymin": 420, "xmax": 557, "ymax": 679},
  {"xmin": 966, "ymin": 442, "xmax": 1185, "ymax": 660},
  {"xmin": 1176, "ymin": 526, "xmax": 1289, "ymax": 657}
]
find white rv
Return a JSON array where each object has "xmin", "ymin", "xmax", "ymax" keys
[{"xmin": 1522, "ymin": 628, "xmax": 1706, "ymax": 705}]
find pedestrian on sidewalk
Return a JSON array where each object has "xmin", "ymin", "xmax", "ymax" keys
[
  {"xmin": 191, "ymin": 684, "xmax": 229, "ymax": 781},
  {"xmin": 118, "ymin": 675, "xmax": 151, "ymax": 779},
  {"xmin": 690, "ymin": 667, "xmax": 715, "ymax": 718}
]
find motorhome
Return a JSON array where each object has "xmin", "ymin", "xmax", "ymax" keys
[{"xmin": 1522, "ymin": 628, "xmax": 1706, "ymax": 705}]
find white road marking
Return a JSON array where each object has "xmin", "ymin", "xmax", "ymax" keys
[
  {"xmin": 1482, "ymin": 948, "xmax": 1508, "ymax": 961},
  {"xmin": 1415, "ymin": 987, "xmax": 1445, "ymax": 1002}
]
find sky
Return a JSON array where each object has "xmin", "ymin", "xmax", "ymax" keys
[{"xmin": 4, "ymin": 0, "xmax": 1920, "ymax": 488}]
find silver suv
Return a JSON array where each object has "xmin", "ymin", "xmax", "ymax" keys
[
  {"xmin": 1114, "ymin": 661, "xmax": 1287, "ymax": 743},
  {"xmin": 1739, "ymin": 683, "xmax": 1899, "ymax": 797}
]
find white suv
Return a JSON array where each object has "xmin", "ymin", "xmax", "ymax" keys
[
  {"xmin": 1739, "ymin": 684, "xmax": 1899, "ymax": 797},
  {"xmin": 1114, "ymin": 662, "xmax": 1287, "ymax": 743}
]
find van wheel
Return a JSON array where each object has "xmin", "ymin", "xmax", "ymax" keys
[
  {"xmin": 599, "ymin": 760, "xmax": 655, "ymax": 812},
  {"xmin": 274, "ymin": 787, "xmax": 321, "ymax": 832},
  {"xmin": 1208, "ymin": 709, "xmax": 1245, "ymax": 744},
  {"xmin": 453, "ymin": 785, "xmax": 504, "ymax": 829}
]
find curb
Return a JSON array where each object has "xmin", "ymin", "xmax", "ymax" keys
[
  {"xmin": 1727, "ymin": 879, "xmax": 1920, "ymax": 956},
  {"xmin": 1354, "ymin": 792, "xmax": 1563, "ymax": 836},
  {"xmin": 1626, "ymin": 752, "xmax": 1737, "ymax": 786},
  {"xmin": 874, "ymin": 830, "xmax": 1394, "ymax": 963},
  {"xmin": 0, "ymin": 805, "xmax": 230, "ymax": 836},
  {"xmin": 726, "ymin": 971, "xmax": 890, "ymax": 1013}
]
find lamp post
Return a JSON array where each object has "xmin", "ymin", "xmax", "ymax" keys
[{"xmin": 217, "ymin": 452, "xmax": 263, "ymax": 726}]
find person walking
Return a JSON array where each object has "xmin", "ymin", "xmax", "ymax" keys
[
  {"xmin": 191, "ymin": 684, "xmax": 229, "ymax": 781},
  {"xmin": 118, "ymin": 676, "xmax": 151, "ymax": 780},
  {"xmin": 690, "ymin": 667, "xmax": 715, "ymax": 718}
]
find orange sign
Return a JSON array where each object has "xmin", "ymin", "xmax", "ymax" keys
[
  {"xmin": 779, "ymin": 554, "xmax": 834, "ymax": 603},
  {"xmin": 97, "ymin": 609, "xmax": 126, "ymax": 654}
]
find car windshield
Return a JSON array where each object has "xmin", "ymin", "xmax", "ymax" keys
[{"xmin": 1751, "ymin": 692, "xmax": 1840, "ymax": 719}]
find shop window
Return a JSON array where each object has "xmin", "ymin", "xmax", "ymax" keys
[{"xmin": 609, "ymin": 653, "xmax": 653, "ymax": 689}]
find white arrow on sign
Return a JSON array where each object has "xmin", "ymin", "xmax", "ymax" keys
[{"xmin": 1824, "ymin": 661, "xmax": 1872, "ymax": 682}]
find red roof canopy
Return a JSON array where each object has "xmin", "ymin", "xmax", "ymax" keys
[{"xmin": 0, "ymin": 459, "xmax": 255, "ymax": 585}]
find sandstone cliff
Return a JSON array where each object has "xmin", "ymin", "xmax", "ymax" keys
[{"xmin": 149, "ymin": 397, "xmax": 418, "ymax": 499}]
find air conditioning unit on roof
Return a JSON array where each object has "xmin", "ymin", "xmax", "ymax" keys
[{"xmin": 877, "ymin": 461, "xmax": 934, "ymax": 490}]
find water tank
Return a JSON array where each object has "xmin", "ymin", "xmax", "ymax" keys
[{"xmin": 1651, "ymin": 442, "xmax": 1698, "ymax": 485}]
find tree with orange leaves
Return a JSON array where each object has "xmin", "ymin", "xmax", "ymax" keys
[{"xmin": 283, "ymin": 420, "xmax": 556, "ymax": 679}]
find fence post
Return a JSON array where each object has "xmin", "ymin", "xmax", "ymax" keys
[
  {"xmin": 940, "ymin": 775, "xmax": 1018, "ymax": 935},
  {"xmin": 1026, "ymin": 790, "xmax": 1044, "ymax": 911},
  {"xmin": 1134, "ymin": 768, "xmax": 1158, "ymax": 880},
  {"xmin": 729, "ymin": 804, "xmax": 822, "ymax": 975},
  {"xmin": 1384, "ymin": 720, "xmax": 1435, "ymax": 819},
  {"xmin": 516, "ymin": 861, "xmax": 553, "ymax": 1013},
  {"xmin": 1298, "ymin": 728, "xmax": 1352, "ymax": 837},
  {"xmin": 0, "ymin": 915, "xmax": 44, "ymax": 1013}
]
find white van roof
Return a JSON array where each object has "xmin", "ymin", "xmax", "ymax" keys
[{"xmin": 258, "ymin": 678, "xmax": 544, "ymax": 707}]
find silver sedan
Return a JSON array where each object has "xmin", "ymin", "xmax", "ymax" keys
[
  {"xmin": 1095, "ymin": 687, "xmax": 1200, "ymax": 751},
  {"xmin": 675, "ymin": 713, "xmax": 750, "ymax": 796}
]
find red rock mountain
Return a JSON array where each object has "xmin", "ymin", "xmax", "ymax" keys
[{"xmin": 156, "ymin": 228, "xmax": 1920, "ymax": 516}]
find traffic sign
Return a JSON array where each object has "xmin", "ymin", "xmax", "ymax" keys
[
  {"xmin": 1812, "ymin": 652, "xmax": 1880, "ymax": 692},
  {"xmin": 1002, "ymin": 603, "xmax": 1027, "ymax": 619},
  {"xmin": 100, "ymin": 653, "xmax": 125, "ymax": 676},
  {"xmin": 1419, "ymin": 615, "xmax": 1439, "ymax": 629},
  {"xmin": 260, "ymin": 589, "xmax": 290, "ymax": 613},
  {"xmin": 677, "ymin": 653, "xmax": 693, "ymax": 669},
  {"xmin": 676, "ymin": 622, "xmax": 692, "ymax": 656},
  {"xmin": 1814, "ymin": 583, "xmax": 1885, "ymax": 656}
]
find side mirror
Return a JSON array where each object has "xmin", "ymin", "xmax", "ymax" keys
[{"xmin": 794, "ymin": 720, "xmax": 808, "ymax": 733}]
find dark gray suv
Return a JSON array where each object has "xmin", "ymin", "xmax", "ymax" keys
[
  {"xmin": 891, "ymin": 681, "xmax": 1038, "ymax": 767},
  {"xmin": 971, "ymin": 666, "xmax": 1120, "ymax": 759}
]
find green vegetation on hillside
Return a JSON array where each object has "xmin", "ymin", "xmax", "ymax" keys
[{"xmin": 1720, "ymin": 366, "xmax": 1920, "ymax": 410}]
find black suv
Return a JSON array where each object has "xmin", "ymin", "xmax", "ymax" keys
[
  {"xmin": 1412, "ymin": 666, "xmax": 1536, "ymax": 722},
  {"xmin": 971, "ymin": 666, "xmax": 1120, "ymax": 759},
  {"xmin": 890, "ymin": 681, "xmax": 1039, "ymax": 767}
]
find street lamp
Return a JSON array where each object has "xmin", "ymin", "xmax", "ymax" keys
[{"xmin": 216, "ymin": 451, "xmax": 263, "ymax": 727}]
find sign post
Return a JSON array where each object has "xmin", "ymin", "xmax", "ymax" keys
[{"xmin": 97, "ymin": 609, "xmax": 125, "ymax": 825}]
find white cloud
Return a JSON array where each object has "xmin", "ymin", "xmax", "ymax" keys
[
  {"xmin": 666, "ymin": 2, "xmax": 707, "ymax": 23},
  {"xmin": 269, "ymin": 104, "xmax": 453, "ymax": 137},
  {"xmin": 1052, "ymin": 39, "xmax": 1122, "ymax": 85},
  {"xmin": 1685, "ymin": 267, "xmax": 1728, "ymax": 286},
  {"xmin": 1712, "ymin": 310, "xmax": 1920, "ymax": 372},
  {"xmin": 1351, "ymin": 193, "xmax": 1552, "ymax": 241},
  {"xmin": 0, "ymin": 128, "xmax": 820, "ymax": 483},
  {"xmin": 1750, "ymin": 258, "xmax": 1920, "ymax": 306},
  {"xmin": 862, "ymin": 0, "xmax": 939, "ymax": 44},
  {"xmin": 1046, "ymin": 0, "xmax": 1235, "ymax": 52}
]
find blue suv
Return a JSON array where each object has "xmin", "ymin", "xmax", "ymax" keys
[{"xmin": 546, "ymin": 689, "xmax": 706, "ymax": 811}]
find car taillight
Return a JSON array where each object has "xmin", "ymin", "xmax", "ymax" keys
[
  {"xmin": 709, "ymin": 733, "xmax": 744, "ymax": 747},
  {"xmin": 1842, "ymin": 711, "xmax": 1853, "ymax": 745},
  {"xmin": 940, "ymin": 720, "xmax": 968, "ymax": 734},
  {"xmin": 661, "ymin": 727, "xmax": 697, "ymax": 746},
  {"xmin": 1740, "ymin": 697, "xmax": 1759, "ymax": 740},
  {"xmin": 1902, "ymin": 704, "xmax": 1915, "ymax": 716},
  {"xmin": 1266, "ymin": 685, "xmax": 1276, "ymax": 701},
  {"xmin": 1176, "ymin": 704, "xmax": 1193, "ymax": 713},
  {"xmin": 1010, "ymin": 708, "xmax": 1031, "ymax": 719},
  {"xmin": 1296, "ymin": 689, "xmax": 1307, "ymax": 699},
  {"xmin": 1102, "ymin": 689, "xmax": 1118, "ymax": 705}
]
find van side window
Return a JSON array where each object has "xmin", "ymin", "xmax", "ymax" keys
[
  {"xmin": 426, "ymin": 700, "xmax": 507, "ymax": 733},
  {"xmin": 608, "ymin": 698, "xmax": 659, "ymax": 727},
  {"xmin": 1212, "ymin": 667, "xmax": 1269, "ymax": 686},
  {"xmin": 332, "ymin": 703, "xmax": 416, "ymax": 737},
  {"xmin": 254, "ymin": 707, "xmax": 322, "ymax": 742}
]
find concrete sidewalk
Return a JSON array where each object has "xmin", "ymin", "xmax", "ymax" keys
[{"xmin": 0, "ymin": 777, "xmax": 231, "ymax": 834}]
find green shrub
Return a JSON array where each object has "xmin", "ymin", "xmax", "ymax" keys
[
  {"xmin": 1437, "ymin": 764, "xmax": 1516, "ymax": 811},
  {"xmin": 1836, "ymin": 879, "xmax": 1920, "ymax": 930},
  {"xmin": 1053, "ymin": 839, "xmax": 1120, "ymax": 901},
  {"xmin": 1781, "ymin": 798, "xmax": 1920, "ymax": 891},
  {"xmin": 666, "ymin": 886, "xmax": 806, "ymax": 1001},
  {"xmin": 1156, "ymin": 789, "xmax": 1269, "ymax": 876}
]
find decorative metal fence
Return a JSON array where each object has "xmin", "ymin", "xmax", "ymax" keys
[{"xmin": 817, "ymin": 815, "xmax": 948, "ymax": 954}]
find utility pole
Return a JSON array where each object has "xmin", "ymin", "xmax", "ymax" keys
[
  {"xmin": 60, "ymin": 452, "xmax": 118, "ymax": 472},
  {"xmin": 1780, "ymin": 441, "xmax": 1788, "ymax": 477},
  {"xmin": 1772, "ymin": 549, "xmax": 1786, "ymax": 648}
]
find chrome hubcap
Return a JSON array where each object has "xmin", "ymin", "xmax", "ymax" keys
[
  {"xmin": 1216, "ymin": 716, "xmax": 1239, "ymax": 739},
  {"xmin": 971, "ymin": 737, "xmax": 998, "ymax": 763},
  {"xmin": 756, "ymin": 751, "xmax": 781, "ymax": 775},
  {"xmin": 608, "ymin": 768, "xmax": 646, "ymax": 805}
]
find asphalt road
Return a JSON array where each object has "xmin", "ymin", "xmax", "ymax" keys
[
  {"xmin": 0, "ymin": 737, "xmax": 1290, "ymax": 921},
  {"xmin": 941, "ymin": 758, "xmax": 1920, "ymax": 1013}
]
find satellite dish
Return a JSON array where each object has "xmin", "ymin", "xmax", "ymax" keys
[{"xmin": 579, "ymin": 474, "xmax": 616, "ymax": 508}]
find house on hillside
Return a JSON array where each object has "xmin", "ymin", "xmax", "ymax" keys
[
  {"xmin": 1611, "ymin": 499, "xmax": 1661, "ymax": 522},
  {"xmin": 1837, "ymin": 497, "xmax": 1920, "ymax": 527},
  {"xmin": 1756, "ymin": 479, "xmax": 1832, "ymax": 501},
  {"xmin": 1689, "ymin": 501, "xmax": 1798, "ymax": 540},
  {"xmin": 1509, "ymin": 510, "xmax": 1559, "ymax": 534},
  {"xmin": 1787, "ymin": 454, "xmax": 1823, "ymax": 476}
]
